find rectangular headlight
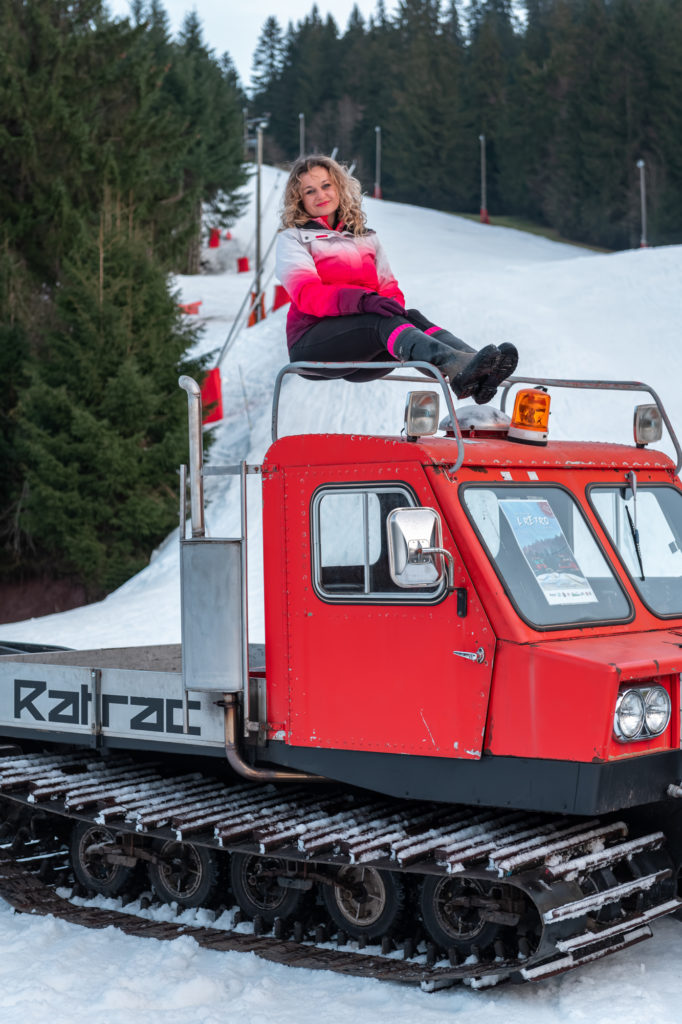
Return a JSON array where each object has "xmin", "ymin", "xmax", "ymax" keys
[
  {"xmin": 633, "ymin": 404, "xmax": 663, "ymax": 445},
  {"xmin": 405, "ymin": 391, "xmax": 439, "ymax": 439}
]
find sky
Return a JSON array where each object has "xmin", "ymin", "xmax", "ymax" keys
[{"xmin": 105, "ymin": 0, "xmax": 400, "ymax": 88}]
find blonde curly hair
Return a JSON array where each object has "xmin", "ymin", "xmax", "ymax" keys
[{"xmin": 280, "ymin": 155, "xmax": 367, "ymax": 235}]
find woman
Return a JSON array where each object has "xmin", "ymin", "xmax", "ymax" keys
[{"xmin": 275, "ymin": 155, "xmax": 517, "ymax": 401}]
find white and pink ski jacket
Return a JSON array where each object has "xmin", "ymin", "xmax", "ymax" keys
[{"xmin": 275, "ymin": 218, "xmax": 406, "ymax": 350}]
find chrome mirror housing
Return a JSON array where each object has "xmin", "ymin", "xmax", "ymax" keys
[{"xmin": 387, "ymin": 507, "xmax": 453, "ymax": 589}]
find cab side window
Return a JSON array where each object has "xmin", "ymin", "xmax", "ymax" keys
[{"xmin": 312, "ymin": 486, "xmax": 442, "ymax": 602}]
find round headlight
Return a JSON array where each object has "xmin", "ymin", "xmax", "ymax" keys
[
  {"xmin": 615, "ymin": 689, "xmax": 645, "ymax": 740},
  {"xmin": 644, "ymin": 686, "xmax": 671, "ymax": 736}
]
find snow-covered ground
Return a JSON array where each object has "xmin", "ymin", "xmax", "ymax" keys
[
  {"xmin": 2, "ymin": 897, "xmax": 682, "ymax": 1024},
  {"xmin": 1, "ymin": 168, "xmax": 682, "ymax": 1020}
]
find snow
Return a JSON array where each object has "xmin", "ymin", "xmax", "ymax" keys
[
  {"xmin": 2, "ymin": 897, "xmax": 682, "ymax": 1023},
  {"xmin": 1, "ymin": 167, "xmax": 682, "ymax": 1018}
]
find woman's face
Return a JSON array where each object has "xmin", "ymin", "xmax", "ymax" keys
[{"xmin": 298, "ymin": 166, "xmax": 340, "ymax": 220}]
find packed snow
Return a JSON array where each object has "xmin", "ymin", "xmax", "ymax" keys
[{"xmin": 1, "ymin": 167, "xmax": 682, "ymax": 1020}]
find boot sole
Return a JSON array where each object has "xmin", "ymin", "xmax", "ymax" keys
[
  {"xmin": 451, "ymin": 345, "xmax": 500, "ymax": 399},
  {"xmin": 472, "ymin": 345, "xmax": 519, "ymax": 404}
]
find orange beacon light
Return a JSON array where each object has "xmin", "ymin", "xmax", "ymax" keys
[{"xmin": 508, "ymin": 387, "xmax": 551, "ymax": 445}]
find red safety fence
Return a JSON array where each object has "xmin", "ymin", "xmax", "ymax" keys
[
  {"xmin": 247, "ymin": 293, "xmax": 266, "ymax": 327},
  {"xmin": 178, "ymin": 300, "xmax": 203, "ymax": 315},
  {"xmin": 272, "ymin": 284, "xmax": 290, "ymax": 311},
  {"xmin": 201, "ymin": 367, "xmax": 223, "ymax": 424}
]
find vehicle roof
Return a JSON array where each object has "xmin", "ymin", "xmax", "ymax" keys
[{"xmin": 264, "ymin": 433, "xmax": 676, "ymax": 473}]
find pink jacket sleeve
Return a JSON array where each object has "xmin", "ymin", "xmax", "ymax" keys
[
  {"xmin": 373, "ymin": 237, "xmax": 405, "ymax": 306},
  {"xmin": 275, "ymin": 230, "xmax": 368, "ymax": 317}
]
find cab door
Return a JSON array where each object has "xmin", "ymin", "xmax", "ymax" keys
[{"xmin": 283, "ymin": 463, "xmax": 496, "ymax": 760}]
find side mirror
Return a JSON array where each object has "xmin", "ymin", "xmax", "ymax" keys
[{"xmin": 387, "ymin": 507, "xmax": 453, "ymax": 590}]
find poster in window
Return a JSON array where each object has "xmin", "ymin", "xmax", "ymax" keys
[{"xmin": 499, "ymin": 499, "xmax": 597, "ymax": 605}]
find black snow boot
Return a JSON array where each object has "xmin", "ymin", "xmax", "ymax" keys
[
  {"xmin": 390, "ymin": 325, "xmax": 475, "ymax": 386},
  {"xmin": 403, "ymin": 310, "xmax": 475, "ymax": 355},
  {"xmin": 448, "ymin": 344, "xmax": 502, "ymax": 399},
  {"xmin": 427, "ymin": 327, "xmax": 476, "ymax": 355},
  {"xmin": 470, "ymin": 342, "xmax": 519, "ymax": 405}
]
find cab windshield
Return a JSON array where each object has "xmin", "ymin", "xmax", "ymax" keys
[
  {"xmin": 462, "ymin": 485, "xmax": 631, "ymax": 628},
  {"xmin": 589, "ymin": 485, "xmax": 682, "ymax": 617}
]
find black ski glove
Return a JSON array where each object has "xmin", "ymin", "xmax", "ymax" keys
[{"xmin": 360, "ymin": 293, "xmax": 405, "ymax": 318}]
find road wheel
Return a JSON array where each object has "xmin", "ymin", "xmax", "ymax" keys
[
  {"xmin": 70, "ymin": 820, "xmax": 133, "ymax": 897},
  {"xmin": 419, "ymin": 875, "xmax": 503, "ymax": 954},
  {"xmin": 230, "ymin": 853, "xmax": 306, "ymax": 924},
  {"xmin": 148, "ymin": 840, "xmax": 220, "ymax": 909},
  {"xmin": 323, "ymin": 865, "xmax": 405, "ymax": 942}
]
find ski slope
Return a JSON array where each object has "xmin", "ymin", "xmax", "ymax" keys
[
  {"xmin": 1, "ymin": 168, "xmax": 682, "ymax": 1021},
  {"xmin": 2, "ymin": 166, "xmax": 680, "ymax": 650}
]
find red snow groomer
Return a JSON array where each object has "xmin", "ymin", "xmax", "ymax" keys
[{"xmin": 1, "ymin": 362, "xmax": 682, "ymax": 989}]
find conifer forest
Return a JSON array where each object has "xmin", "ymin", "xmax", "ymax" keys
[
  {"xmin": 252, "ymin": 0, "xmax": 682, "ymax": 251},
  {"xmin": 1, "ymin": 0, "xmax": 681, "ymax": 612},
  {"xmin": 0, "ymin": 0, "xmax": 246, "ymax": 607}
]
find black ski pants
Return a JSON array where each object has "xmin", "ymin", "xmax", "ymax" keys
[{"xmin": 288, "ymin": 308, "xmax": 472, "ymax": 382}]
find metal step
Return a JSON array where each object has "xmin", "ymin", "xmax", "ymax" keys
[
  {"xmin": 493, "ymin": 822, "xmax": 628, "ymax": 874},
  {"xmin": 545, "ymin": 831, "xmax": 666, "ymax": 881},
  {"xmin": 521, "ymin": 924, "xmax": 654, "ymax": 981},
  {"xmin": 556, "ymin": 898, "xmax": 682, "ymax": 953},
  {"xmin": 543, "ymin": 869, "xmax": 671, "ymax": 924}
]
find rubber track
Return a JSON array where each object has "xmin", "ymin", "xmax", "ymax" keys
[
  {"xmin": 0, "ymin": 751, "xmax": 679, "ymax": 987},
  {"xmin": 0, "ymin": 851, "xmax": 514, "ymax": 988}
]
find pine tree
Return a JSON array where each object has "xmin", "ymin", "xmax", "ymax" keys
[
  {"xmin": 332, "ymin": 6, "xmax": 370, "ymax": 162},
  {"xmin": 15, "ymin": 230, "xmax": 210, "ymax": 594},
  {"xmin": 622, "ymin": 0, "xmax": 682, "ymax": 246},
  {"xmin": 443, "ymin": 0, "xmax": 464, "ymax": 44},
  {"xmin": 539, "ymin": 0, "xmax": 650, "ymax": 247},
  {"xmin": 463, "ymin": 0, "xmax": 521, "ymax": 214},
  {"xmin": 145, "ymin": 10, "xmax": 248, "ymax": 271},
  {"xmin": 382, "ymin": 1, "xmax": 471, "ymax": 209},
  {"xmin": 0, "ymin": 321, "xmax": 30, "ymax": 575},
  {"xmin": 0, "ymin": 0, "xmax": 246, "ymax": 598},
  {"xmin": 373, "ymin": 0, "xmax": 390, "ymax": 28},
  {"xmin": 251, "ymin": 16, "xmax": 286, "ymax": 95},
  {"xmin": 349, "ymin": 0, "xmax": 399, "ymax": 184}
]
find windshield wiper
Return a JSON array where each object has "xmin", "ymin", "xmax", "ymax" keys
[
  {"xmin": 625, "ymin": 471, "xmax": 645, "ymax": 581},
  {"xmin": 625, "ymin": 505, "xmax": 645, "ymax": 580}
]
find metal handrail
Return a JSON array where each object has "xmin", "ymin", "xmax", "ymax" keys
[
  {"xmin": 271, "ymin": 361, "xmax": 466, "ymax": 473},
  {"xmin": 499, "ymin": 376, "xmax": 682, "ymax": 474},
  {"xmin": 272, "ymin": 367, "xmax": 681, "ymax": 476}
]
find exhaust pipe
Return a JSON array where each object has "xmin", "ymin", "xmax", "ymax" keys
[
  {"xmin": 178, "ymin": 376, "xmax": 320, "ymax": 781},
  {"xmin": 223, "ymin": 696, "xmax": 324, "ymax": 782},
  {"xmin": 178, "ymin": 376, "xmax": 205, "ymax": 538}
]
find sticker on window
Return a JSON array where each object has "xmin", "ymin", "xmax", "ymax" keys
[{"xmin": 499, "ymin": 499, "xmax": 597, "ymax": 606}]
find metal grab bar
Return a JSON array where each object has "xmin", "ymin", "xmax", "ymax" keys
[
  {"xmin": 178, "ymin": 375, "xmax": 205, "ymax": 537},
  {"xmin": 499, "ymin": 376, "xmax": 682, "ymax": 474},
  {"xmin": 271, "ymin": 360, "xmax": 466, "ymax": 473}
]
